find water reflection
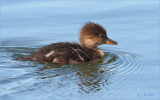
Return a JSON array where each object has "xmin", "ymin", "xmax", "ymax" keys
[
  {"xmin": 37, "ymin": 53, "xmax": 118, "ymax": 93},
  {"xmin": 1, "ymin": 46, "xmax": 118, "ymax": 94},
  {"xmin": 1, "ymin": 45, "xmax": 150, "ymax": 99}
]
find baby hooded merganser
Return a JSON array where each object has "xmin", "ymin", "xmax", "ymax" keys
[{"xmin": 16, "ymin": 22, "xmax": 118, "ymax": 64}]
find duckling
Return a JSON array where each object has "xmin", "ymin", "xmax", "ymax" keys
[{"xmin": 16, "ymin": 22, "xmax": 118, "ymax": 64}]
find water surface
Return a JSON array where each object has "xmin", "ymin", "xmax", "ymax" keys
[{"xmin": 0, "ymin": 0, "xmax": 160, "ymax": 100}]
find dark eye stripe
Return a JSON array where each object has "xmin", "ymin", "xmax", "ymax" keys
[{"xmin": 99, "ymin": 34, "xmax": 105, "ymax": 38}]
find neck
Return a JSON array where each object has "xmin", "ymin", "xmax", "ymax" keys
[
  {"xmin": 79, "ymin": 43, "xmax": 97, "ymax": 49},
  {"xmin": 80, "ymin": 43, "xmax": 104, "ymax": 57},
  {"xmin": 79, "ymin": 39, "xmax": 98, "ymax": 49},
  {"xmin": 79, "ymin": 42, "xmax": 104, "ymax": 58}
]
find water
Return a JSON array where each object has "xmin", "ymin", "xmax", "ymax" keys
[{"xmin": 0, "ymin": 0, "xmax": 160, "ymax": 100}]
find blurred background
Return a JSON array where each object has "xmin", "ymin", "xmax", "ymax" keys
[{"xmin": 0, "ymin": 0, "xmax": 160, "ymax": 100}]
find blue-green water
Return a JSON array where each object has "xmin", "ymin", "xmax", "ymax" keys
[{"xmin": 0, "ymin": 0, "xmax": 160, "ymax": 100}]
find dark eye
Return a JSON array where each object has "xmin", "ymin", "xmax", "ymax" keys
[{"xmin": 99, "ymin": 34, "xmax": 105, "ymax": 38}]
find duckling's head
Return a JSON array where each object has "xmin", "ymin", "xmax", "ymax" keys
[{"xmin": 79, "ymin": 22, "xmax": 118, "ymax": 48}]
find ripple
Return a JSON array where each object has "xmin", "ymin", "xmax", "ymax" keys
[
  {"xmin": 0, "ymin": 46, "xmax": 154, "ymax": 95},
  {"xmin": 104, "ymin": 48, "xmax": 156, "ymax": 96}
]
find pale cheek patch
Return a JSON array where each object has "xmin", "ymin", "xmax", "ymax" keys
[
  {"xmin": 85, "ymin": 38, "xmax": 103, "ymax": 47},
  {"xmin": 45, "ymin": 51, "xmax": 55, "ymax": 58},
  {"xmin": 85, "ymin": 39, "xmax": 94, "ymax": 47}
]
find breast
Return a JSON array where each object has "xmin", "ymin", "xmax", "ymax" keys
[{"xmin": 97, "ymin": 49, "xmax": 104, "ymax": 57}]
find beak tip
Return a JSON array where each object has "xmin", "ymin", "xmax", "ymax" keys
[{"xmin": 115, "ymin": 42, "xmax": 118, "ymax": 45}]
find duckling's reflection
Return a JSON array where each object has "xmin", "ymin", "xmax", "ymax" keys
[{"xmin": 38, "ymin": 53, "xmax": 118, "ymax": 93}]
